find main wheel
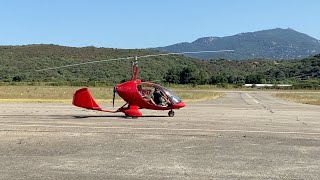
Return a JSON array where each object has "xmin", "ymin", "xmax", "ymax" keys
[{"xmin": 168, "ymin": 110, "xmax": 175, "ymax": 117}]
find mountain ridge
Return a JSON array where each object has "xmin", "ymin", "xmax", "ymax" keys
[{"xmin": 155, "ymin": 28, "xmax": 320, "ymax": 60}]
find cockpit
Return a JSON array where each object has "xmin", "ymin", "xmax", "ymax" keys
[
  {"xmin": 156, "ymin": 85, "xmax": 182, "ymax": 104},
  {"xmin": 138, "ymin": 83, "xmax": 182, "ymax": 107}
]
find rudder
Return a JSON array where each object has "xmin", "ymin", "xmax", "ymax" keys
[{"xmin": 72, "ymin": 88, "xmax": 102, "ymax": 110}]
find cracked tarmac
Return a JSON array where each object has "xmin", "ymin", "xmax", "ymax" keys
[{"xmin": 0, "ymin": 91, "xmax": 320, "ymax": 179}]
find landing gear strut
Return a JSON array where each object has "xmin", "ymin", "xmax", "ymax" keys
[{"xmin": 168, "ymin": 110, "xmax": 175, "ymax": 117}]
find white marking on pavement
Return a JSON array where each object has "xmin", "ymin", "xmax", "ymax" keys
[{"xmin": 246, "ymin": 93, "xmax": 260, "ymax": 104}]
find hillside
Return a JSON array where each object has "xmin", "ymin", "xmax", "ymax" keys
[
  {"xmin": 0, "ymin": 44, "xmax": 197, "ymax": 83},
  {"xmin": 0, "ymin": 44, "xmax": 319, "ymax": 87},
  {"xmin": 155, "ymin": 28, "xmax": 320, "ymax": 60},
  {"xmin": 196, "ymin": 55, "xmax": 320, "ymax": 84}
]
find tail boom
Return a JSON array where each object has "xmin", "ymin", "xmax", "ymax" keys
[{"xmin": 73, "ymin": 88, "xmax": 142, "ymax": 117}]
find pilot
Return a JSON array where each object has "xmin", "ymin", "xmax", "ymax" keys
[{"xmin": 153, "ymin": 87, "xmax": 171, "ymax": 106}]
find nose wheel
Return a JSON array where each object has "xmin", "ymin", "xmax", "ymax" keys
[{"xmin": 168, "ymin": 110, "xmax": 175, "ymax": 117}]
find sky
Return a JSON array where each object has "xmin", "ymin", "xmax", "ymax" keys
[{"xmin": 0, "ymin": 0, "xmax": 319, "ymax": 49}]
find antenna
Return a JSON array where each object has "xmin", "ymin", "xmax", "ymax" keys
[{"xmin": 35, "ymin": 50, "xmax": 234, "ymax": 72}]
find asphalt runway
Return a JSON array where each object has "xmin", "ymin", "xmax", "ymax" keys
[{"xmin": 0, "ymin": 91, "xmax": 320, "ymax": 179}]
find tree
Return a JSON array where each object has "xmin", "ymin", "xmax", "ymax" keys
[
  {"xmin": 164, "ymin": 68, "xmax": 181, "ymax": 84},
  {"xmin": 12, "ymin": 75, "xmax": 25, "ymax": 82},
  {"xmin": 179, "ymin": 67, "xmax": 196, "ymax": 84},
  {"xmin": 198, "ymin": 71, "xmax": 209, "ymax": 85},
  {"xmin": 245, "ymin": 74, "xmax": 266, "ymax": 84},
  {"xmin": 209, "ymin": 75, "xmax": 228, "ymax": 84}
]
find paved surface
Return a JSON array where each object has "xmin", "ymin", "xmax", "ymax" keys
[{"xmin": 0, "ymin": 91, "xmax": 320, "ymax": 179}]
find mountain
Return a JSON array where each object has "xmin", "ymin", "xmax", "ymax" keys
[{"xmin": 155, "ymin": 28, "xmax": 320, "ymax": 60}]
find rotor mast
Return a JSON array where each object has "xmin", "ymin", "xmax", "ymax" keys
[{"xmin": 131, "ymin": 56, "xmax": 139, "ymax": 80}]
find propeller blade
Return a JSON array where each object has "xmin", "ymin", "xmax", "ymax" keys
[{"xmin": 112, "ymin": 85, "xmax": 116, "ymax": 107}]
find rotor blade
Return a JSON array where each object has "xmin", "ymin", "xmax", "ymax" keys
[
  {"xmin": 35, "ymin": 50, "xmax": 234, "ymax": 72},
  {"xmin": 136, "ymin": 50, "xmax": 234, "ymax": 58},
  {"xmin": 35, "ymin": 56, "xmax": 134, "ymax": 72}
]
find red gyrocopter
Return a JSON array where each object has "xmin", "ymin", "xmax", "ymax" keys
[
  {"xmin": 36, "ymin": 50, "xmax": 233, "ymax": 118},
  {"xmin": 72, "ymin": 57, "xmax": 186, "ymax": 118}
]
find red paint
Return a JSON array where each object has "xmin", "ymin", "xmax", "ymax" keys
[
  {"xmin": 73, "ymin": 88, "xmax": 101, "ymax": 110},
  {"xmin": 72, "ymin": 62, "xmax": 186, "ymax": 117}
]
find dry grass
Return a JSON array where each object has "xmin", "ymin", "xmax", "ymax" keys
[
  {"xmin": 0, "ymin": 86, "xmax": 223, "ymax": 103},
  {"xmin": 173, "ymin": 90, "xmax": 223, "ymax": 102},
  {"xmin": 275, "ymin": 92, "xmax": 320, "ymax": 105}
]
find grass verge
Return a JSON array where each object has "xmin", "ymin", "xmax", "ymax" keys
[{"xmin": 275, "ymin": 92, "xmax": 320, "ymax": 105}]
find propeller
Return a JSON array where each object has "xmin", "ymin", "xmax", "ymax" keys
[{"xmin": 112, "ymin": 85, "xmax": 117, "ymax": 107}]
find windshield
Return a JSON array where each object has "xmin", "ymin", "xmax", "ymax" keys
[{"xmin": 157, "ymin": 85, "xmax": 182, "ymax": 104}]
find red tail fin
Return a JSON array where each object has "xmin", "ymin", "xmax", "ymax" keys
[{"xmin": 72, "ymin": 88, "xmax": 102, "ymax": 110}]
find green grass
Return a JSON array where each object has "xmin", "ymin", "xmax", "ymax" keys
[
  {"xmin": 275, "ymin": 92, "xmax": 320, "ymax": 105},
  {"xmin": 173, "ymin": 90, "xmax": 223, "ymax": 102},
  {"xmin": 0, "ymin": 85, "xmax": 223, "ymax": 103}
]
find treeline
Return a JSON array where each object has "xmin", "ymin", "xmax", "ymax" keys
[
  {"xmin": 0, "ymin": 45, "xmax": 320, "ymax": 89},
  {"xmin": 0, "ymin": 45, "xmax": 196, "ymax": 83},
  {"xmin": 163, "ymin": 55, "xmax": 320, "ymax": 88}
]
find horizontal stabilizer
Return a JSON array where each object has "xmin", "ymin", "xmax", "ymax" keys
[{"xmin": 72, "ymin": 88, "xmax": 102, "ymax": 110}]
